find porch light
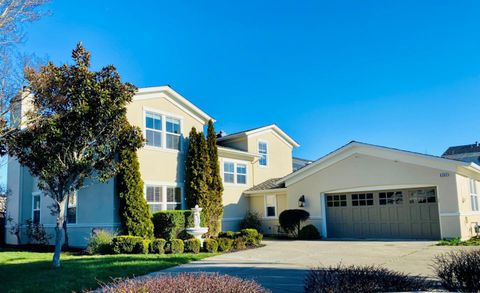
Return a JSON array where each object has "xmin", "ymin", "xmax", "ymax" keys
[{"xmin": 298, "ymin": 195, "xmax": 306, "ymax": 207}]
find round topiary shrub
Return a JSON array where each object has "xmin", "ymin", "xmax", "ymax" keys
[
  {"xmin": 168, "ymin": 239, "xmax": 185, "ymax": 254},
  {"xmin": 101, "ymin": 272, "xmax": 269, "ymax": 292},
  {"xmin": 433, "ymin": 249, "xmax": 480, "ymax": 292},
  {"xmin": 217, "ymin": 238, "xmax": 233, "ymax": 252},
  {"xmin": 233, "ymin": 237, "xmax": 247, "ymax": 250},
  {"xmin": 203, "ymin": 238, "xmax": 218, "ymax": 253},
  {"xmin": 149, "ymin": 238, "xmax": 167, "ymax": 254},
  {"xmin": 240, "ymin": 229, "xmax": 262, "ymax": 246},
  {"xmin": 298, "ymin": 224, "xmax": 320, "ymax": 240},
  {"xmin": 185, "ymin": 238, "xmax": 201, "ymax": 254},
  {"xmin": 279, "ymin": 209, "xmax": 310, "ymax": 238}
]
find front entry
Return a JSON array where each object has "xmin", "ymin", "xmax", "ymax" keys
[{"xmin": 325, "ymin": 187, "xmax": 441, "ymax": 239}]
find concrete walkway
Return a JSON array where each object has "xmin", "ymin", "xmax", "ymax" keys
[{"xmin": 150, "ymin": 240, "xmax": 470, "ymax": 293}]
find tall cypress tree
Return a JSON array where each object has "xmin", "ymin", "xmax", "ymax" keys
[
  {"xmin": 206, "ymin": 120, "xmax": 224, "ymax": 237},
  {"xmin": 185, "ymin": 128, "xmax": 209, "ymax": 209}
]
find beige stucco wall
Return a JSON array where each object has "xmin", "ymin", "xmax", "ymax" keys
[
  {"xmin": 285, "ymin": 153, "xmax": 463, "ymax": 239},
  {"xmin": 247, "ymin": 192, "xmax": 287, "ymax": 235},
  {"xmin": 454, "ymin": 174, "xmax": 480, "ymax": 239}
]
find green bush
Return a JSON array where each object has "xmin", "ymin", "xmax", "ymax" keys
[
  {"xmin": 239, "ymin": 211, "xmax": 262, "ymax": 231},
  {"xmin": 149, "ymin": 238, "xmax": 167, "ymax": 254},
  {"xmin": 240, "ymin": 229, "xmax": 262, "ymax": 246},
  {"xmin": 217, "ymin": 238, "xmax": 233, "ymax": 252},
  {"xmin": 218, "ymin": 231, "xmax": 239, "ymax": 239},
  {"xmin": 112, "ymin": 236, "xmax": 147, "ymax": 254},
  {"xmin": 203, "ymin": 238, "xmax": 218, "ymax": 253},
  {"xmin": 185, "ymin": 238, "xmax": 201, "ymax": 254},
  {"xmin": 298, "ymin": 224, "xmax": 320, "ymax": 240},
  {"xmin": 85, "ymin": 229, "xmax": 114, "ymax": 255},
  {"xmin": 168, "ymin": 239, "xmax": 185, "ymax": 254},
  {"xmin": 279, "ymin": 209, "xmax": 310, "ymax": 238},
  {"xmin": 152, "ymin": 210, "xmax": 205, "ymax": 240},
  {"xmin": 233, "ymin": 237, "xmax": 247, "ymax": 250}
]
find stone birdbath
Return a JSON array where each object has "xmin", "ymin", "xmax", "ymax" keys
[{"xmin": 186, "ymin": 205, "xmax": 208, "ymax": 246}]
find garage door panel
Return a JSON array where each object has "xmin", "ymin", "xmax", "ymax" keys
[{"xmin": 326, "ymin": 188, "xmax": 441, "ymax": 240}]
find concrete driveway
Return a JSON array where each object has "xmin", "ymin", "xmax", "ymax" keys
[{"xmin": 151, "ymin": 240, "xmax": 470, "ymax": 293}]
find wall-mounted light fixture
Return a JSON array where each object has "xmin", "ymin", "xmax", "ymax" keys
[{"xmin": 298, "ymin": 195, "xmax": 306, "ymax": 207}]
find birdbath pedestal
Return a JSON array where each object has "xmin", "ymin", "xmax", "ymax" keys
[{"xmin": 185, "ymin": 205, "xmax": 208, "ymax": 246}]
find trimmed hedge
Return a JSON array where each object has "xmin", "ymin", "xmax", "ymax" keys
[
  {"xmin": 217, "ymin": 238, "xmax": 233, "ymax": 252},
  {"xmin": 152, "ymin": 210, "xmax": 205, "ymax": 240},
  {"xmin": 168, "ymin": 239, "xmax": 185, "ymax": 254},
  {"xmin": 149, "ymin": 238, "xmax": 167, "ymax": 254},
  {"xmin": 112, "ymin": 236, "xmax": 149, "ymax": 254},
  {"xmin": 233, "ymin": 237, "xmax": 247, "ymax": 250},
  {"xmin": 185, "ymin": 238, "xmax": 201, "ymax": 254},
  {"xmin": 218, "ymin": 231, "xmax": 238, "ymax": 239},
  {"xmin": 298, "ymin": 224, "xmax": 320, "ymax": 240},
  {"xmin": 86, "ymin": 229, "xmax": 114, "ymax": 255},
  {"xmin": 203, "ymin": 238, "xmax": 218, "ymax": 253},
  {"xmin": 240, "ymin": 229, "xmax": 262, "ymax": 246}
]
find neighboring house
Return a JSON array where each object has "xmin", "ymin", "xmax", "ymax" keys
[
  {"xmin": 5, "ymin": 86, "xmax": 480, "ymax": 246},
  {"xmin": 442, "ymin": 142, "xmax": 480, "ymax": 164}
]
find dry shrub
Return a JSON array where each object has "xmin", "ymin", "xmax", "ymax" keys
[
  {"xmin": 433, "ymin": 249, "xmax": 480, "ymax": 292},
  {"xmin": 100, "ymin": 272, "xmax": 270, "ymax": 293},
  {"xmin": 305, "ymin": 264, "xmax": 430, "ymax": 293}
]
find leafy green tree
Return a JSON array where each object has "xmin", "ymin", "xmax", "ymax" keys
[
  {"xmin": 117, "ymin": 135, "xmax": 154, "ymax": 238},
  {"xmin": 185, "ymin": 128, "xmax": 210, "ymax": 209},
  {"xmin": 205, "ymin": 120, "xmax": 223, "ymax": 237},
  {"xmin": 6, "ymin": 43, "xmax": 143, "ymax": 267}
]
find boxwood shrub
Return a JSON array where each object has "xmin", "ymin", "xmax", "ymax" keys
[
  {"xmin": 203, "ymin": 238, "xmax": 218, "ymax": 253},
  {"xmin": 217, "ymin": 238, "xmax": 233, "ymax": 252},
  {"xmin": 168, "ymin": 239, "xmax": 185, "ymax": 254},
  {"xmin": 152, "ymin": 210, "xmax": 205, "ymax": 240},
  {"xmin": 185, "ymin": 238, "xmax": 201, "ymax": 254},
  {"xmin": 149, "ymin": 238, "xmax": 167, "ymax": 254},
  {"xmin": 298, "ymin": 224, "xmax": 320, "ymax": 240},
  {"xmin": 240, "ymin": 229, "xmax": 262, "ymax": 246},
  {"xmin": 112, "ymin": 236, "xmax": 148, "ymax": 254},
  {"xmin": 233, "ymin": 237, "xmax": 247, "ymax": 250}
]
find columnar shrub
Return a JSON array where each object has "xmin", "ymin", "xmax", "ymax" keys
[
  {"xmin": 168, "ymin": 239, "xmax": 185, "ymax": 254},
  {"xmin": 304, "ymin": 264, "xmax": 430, "ymax": 293},
  {"xmin": 185, "ymin": 238, "xmax": 201, "ymax": 254},
  {"xmin": 203, "ymin": 238, "xmax": 218, "ymax": 253},
  {"xmin": 298, "ymin": 224, "xmax": 320, "ymax": 240},
  {"xmin": 86, "ymin": 229, "xmax": 114, "ymax": 255},
  {"xmin": 433, "ymin": 249, "xmax": 480, "ymax": 292},
  {"xmin": 101, "ymin": 273, "xmax": 270, "ymax": 293},
  {"xmin": 112, "ymin": 236, "xmax": 146, "ymax": 254},
  {"xmin": 117, "ymin": 148, "xmax": 154, "ymax": 238},
  {"xmin": 217, "ymin": 238, "xmax": 233, "ymax": 252},
  {"xmin": 279, "ymin": 209, "xmax": 310, "ymax": 238},
  {"xmin": 149, "ymin": 239, "xmax": 167, "ymax": 254}
]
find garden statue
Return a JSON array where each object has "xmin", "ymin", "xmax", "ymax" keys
[{"xmin": 186, "ymin": 205, "xmax": 209, "ymax": 245}]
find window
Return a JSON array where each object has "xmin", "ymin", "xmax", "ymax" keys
[
  {"xmin": 265, "ymin": 195, "xmax": 276, "ymax": 217},
  {"xmin": 166, "ymin": 117, "xmax": 181, "ymax": 150},
  {"xmin": 67, "ymin": 192, "xmax": 77, "ymax": 224},
  {"xmin": 145, "ymin": 112, "xmax": 162, "ymax": 147},
  {"xmin": 409, "ymin": 188, "xmax": 436, "ymax": 204},
  {"xmin": 223, "ymin": 161, "xmax": 248, "ymax": 185},
  {"xmin": 32, "ymin": 193, "xmax": 41, "ymax": 224},
  {"xmin": 166, "ymin": 187, "xmax": 182, "ymax": 210},
  {"xmin": 379, "ymin": 191, "xmax": 403, "ymax": 205},
  {"xmin": 237, "ymin": 164, "xmax": 247, "ymax": 184},
  {"xmin": 327, "ymin": 195, "xmax": 347, "ymax": 207},
  {"xmin": 470, "ymin": 179, "xmax": 479, "ymax": 211},
  {"xmin": 258, "ymin": 142, "xmax": 268, "ymax": 166},
  {"xmin": 145, "ymin": 185, "xmax": 183, "ymax": 213},
  {"xmin": 352, "ymin": 193, "xmax": 374, "ymax": 206},
  {"xmin": 223, "ymin": 162, "xmax": 235, "ymax": 183}
]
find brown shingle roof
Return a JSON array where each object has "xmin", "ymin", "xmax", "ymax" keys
[{"xmin": 245, "ymin": 178, "xmax": 285, "ymax": 192}]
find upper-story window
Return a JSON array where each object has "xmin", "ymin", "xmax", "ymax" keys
[
  {"xmin": 470, "ymin": 179, "xmax": 479, "ymax": 211},
  {"xmin": 258, "ymin": 141, "xmax": 268, "ymax": 166},
  {"xmin": 223, "ymin": 161, "xmax": 247, "ymax": 185},
  {"xmin": 166, "ymin": 117, "xmax": 181, "ymax": 150},
  {"xmin": 145, "ymin": 112, "xmax": 162, "ymax": 147},
  {"xmin": 67, "ymin": 192, "xmax": 77, "ymax": 224},
  {"xmin": 32, "ymin": 193, "xmax": 41, "ymax": 224}
]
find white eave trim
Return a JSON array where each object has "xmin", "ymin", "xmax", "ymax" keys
[
  {"xmin": 217, "ymin": 124, "xmax": 299, "ymax": 148},
  {"xmin": 244, "ymin": 188, "xmax": 287, "ymax": 195},
  {"xmin": 134, "ymin": 86, "xmax": 214, "ymax": 124},
  {"xmin": 218, "ymin": 146, "xmax": 259, "ymax": 160}
]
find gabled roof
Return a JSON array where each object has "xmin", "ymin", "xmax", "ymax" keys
[
  {"xmin": 217, "ymin": 124, "xmax": 300, "ymax": 148},
  {"xmin": 134, "ymin": 85, "xmax": 214, "ymax": 124},
  {"xmin": 278, "ymin": 141, "xmax": 480, "ymax": 186},
  {"xmin": 442, "ymin": 143, "xmax": 480, "ymax": 156}
]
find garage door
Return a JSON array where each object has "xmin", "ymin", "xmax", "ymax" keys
[{"xmin": 325, "ymin": 187, "xmax": 441, "ymax": 239}]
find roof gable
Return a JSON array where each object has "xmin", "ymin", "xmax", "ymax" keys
[
  {"xmin": 134, "ymin": 86, "xmax": 214, "ymax": 124},
  {"xmin": 217, "ymin": 124, "xmax": 299, "ymax": 148}
]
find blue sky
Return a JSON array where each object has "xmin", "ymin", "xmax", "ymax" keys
[{"xmin": 18, "ymin": 0, "xmax": 480, "ymax": 160}]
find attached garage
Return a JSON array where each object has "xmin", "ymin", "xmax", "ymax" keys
[{"xmin": 326, "ymin": 187, "xmax": 441, "ymax": 239}]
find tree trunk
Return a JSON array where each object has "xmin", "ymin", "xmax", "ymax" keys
[
  {"xmin": 62, "ymin": 196, "xmax": 69, "ymax": 250},
  {"xmin": 52, "ymin": 200, "xmax": 66, "ymax": 268}
]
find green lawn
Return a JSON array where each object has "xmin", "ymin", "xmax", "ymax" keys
[
  {"xmin": 436, "ymin": 236, "xmax": 480, "ymax": 246},
  {"xmin": 0, "ymin": 249, "xmax": 214, "ymax": 293}
]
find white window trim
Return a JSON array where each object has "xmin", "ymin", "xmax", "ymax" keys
[
  {"xmin": 143, "ymin": 107, "xmax": 184, "ymax": 153},
  {"xmin": 258, "ymin": 140, "xmax": 268, "ymax": 168},
  {"xmin": 32, "ymin": 191, "xmax": 42, "ymax": 224},
  {"xmin": 470, "ymin": 179, "xmax": 479, "ymax": 212},
  {"xmin": 67, "ymin": 192, "xmax": 77, "ymax": 224},
  {"xmin": 221, "ymin": 159, "xmax": 248, "ymax": 186},
  {"xmin": 264, "ymin": 194, "xmax": 277, "ymax": 218},
  {"xmin": 144, "ymin": 182, "xmax": 184, "ymax": 211}
]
